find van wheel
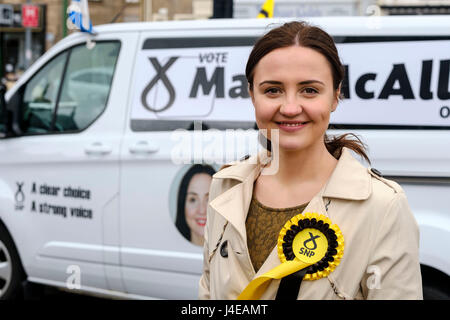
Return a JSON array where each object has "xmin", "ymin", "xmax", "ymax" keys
[
  {"xmin": 421, "ymin": 265, "xmax": 450, "ymax": 300},
  {"xmin": 0, "ymin": 224, "xmax": 25, "ymax": 300},
  {"xmin": 423, "ymin": 278, "xmax": 450, "ymax": 300},
  {"xmin": 423, "ymin": 284, "xmax": 450, "ymax": 300}
]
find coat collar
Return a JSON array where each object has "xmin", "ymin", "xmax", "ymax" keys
[
  {"xmin": 209, "ymin": 147, "xmax": 371, "ymax": 260},
  {"xmin": 212, "ymin": 147, "xmax": 371, "ymax": 199},
  {"xmin": 212, "ymin": 150, "xmax": 271, "ymax": 182},
  {"xmin": 322, "ymin": 147, "xmax": 372, "ymax": 200}
]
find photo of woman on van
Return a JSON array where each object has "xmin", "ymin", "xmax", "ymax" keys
[
  {"xmin": 199, "ymin": 21, "xmax": 422, "ymax": 299},
  {"xmin": 176, "ymin": 164, "xmax": 216, "ymax": 246}
]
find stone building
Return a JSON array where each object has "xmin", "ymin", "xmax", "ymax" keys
[
  {"xmin": 0, "ymin": 0, "xmax": 212, "ymax": 80},
  {"xmin": 1, "ymin": 0, "xmax": 448, "ymax": 81}
]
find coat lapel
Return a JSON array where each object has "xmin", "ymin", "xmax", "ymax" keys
[
  {"xmin": 209, "ymin": 151, "xmax": 271, "ymax": 243},
  {"xmin": 209, "ymin": 167, "xmax": 258, "ymax": 243}
]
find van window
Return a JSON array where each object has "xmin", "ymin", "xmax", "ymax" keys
[
  {"xmin": 55, "ymin": 42, "xmax": 120, "ymax": 131},
  {"xmin": 19, "ymin": 41, "xmax": 120, "ymax": 135},
  {"xmin": 21, "ymin": 52, "xmax": 68, "ymax": 134}
]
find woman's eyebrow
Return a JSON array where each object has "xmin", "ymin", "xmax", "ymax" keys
[
  {"xmin": 259, "ymin": 80, "xmax": 281, "ymax": 86},
  {"xmin": 299, "ymin": 80, "xmax": 325, "ymax": 86},
  {"xmin": 259, "ymin": 80, "xmax": 282, "ymax": 86},
  {"xmin": 259, "ymin": 80, "xmax": 325, "ymax": 86}
]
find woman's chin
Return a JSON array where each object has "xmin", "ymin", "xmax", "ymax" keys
[{"xmin": 277, "ymin": 141, "xmax": 309, "ymax": 152}]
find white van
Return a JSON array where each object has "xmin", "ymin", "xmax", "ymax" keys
[{"xmin": 0, "ymin": 16, "xmax": 449, "ymax": 300}]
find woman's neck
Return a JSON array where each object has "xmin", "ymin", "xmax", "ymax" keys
[
  {"xmin": 271, "ymin": 142, "xmax": 338, "ymax": 186},
  {"xmin": 191, "ymin": 233, "xmax": 204, "ymax": 247}
]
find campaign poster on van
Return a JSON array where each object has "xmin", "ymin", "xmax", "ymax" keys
[
  {"xmin": 131, "ymin": 39, "xmax": 450, "ymax": 127},
  {"xmin": 131, "ymin": 43, "xmax": 255, "ymax": 121},
  {"xmin": 336, "ymin": 40, "xmax": 450, "ymax": 127}
]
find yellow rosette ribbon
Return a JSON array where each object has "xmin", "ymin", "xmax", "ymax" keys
[{"xmin": 238, "ymin": 212, "xmax": 344, "ymax": 300}]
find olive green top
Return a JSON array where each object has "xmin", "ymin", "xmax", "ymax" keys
[{"xmin": 245, "ymin": 197, "xmax": 309, "ymax": 273}]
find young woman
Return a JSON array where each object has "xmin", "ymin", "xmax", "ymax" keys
[
  {"xmin": 199, "ymin": 21, "xmax": 422, "ymax": 299},
  {"xmin": 175, "ymin": 164, "xmax": 216, "ymax": 246}
]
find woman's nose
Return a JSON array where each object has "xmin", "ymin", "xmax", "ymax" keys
[
  {"xmin": 279, "ymin": 95, "xmax": 303, "ymax": 117},
  {"xmin": 199, "ymin": 201, "xmax": 207, "ymax": 216}
]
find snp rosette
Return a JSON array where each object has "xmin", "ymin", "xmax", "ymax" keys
[{"xmin": 278, "ymin": 212, "xmax": 345, "ymax": 281}]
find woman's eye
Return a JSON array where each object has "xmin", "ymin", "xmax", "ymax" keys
[
  {"xmin": 303, "ymin": 87, "xmax": 318, "ymax": 94},
  {"xmin": 188, "ymin": 196, "xmax": 197, "ymax": 203},
  {"xmin": 264, "ymin": 87, "xmax": 281, "ymax": 95}
]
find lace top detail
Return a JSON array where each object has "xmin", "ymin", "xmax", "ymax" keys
[{"xmin": 245, "ymin": 197, "xmax": 309, "ymax": 272}]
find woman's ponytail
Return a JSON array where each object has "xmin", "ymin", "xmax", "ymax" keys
[{"xmin": 324, "ymin": 133, "xmax": 370, "ymax": 165}]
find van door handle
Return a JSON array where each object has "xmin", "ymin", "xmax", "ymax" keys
[
  {"xmin": 129, "ymin": 141, "xmax": 159, "ymax": 154},
  {"xmin": 84, "ymin": 142, "xmax": 112, "ymax": 155}
]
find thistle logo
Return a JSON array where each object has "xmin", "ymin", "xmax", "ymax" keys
[
  {"xmin": 15, "ymin": 182, "xmax": 25, "ymax": 211},
  {"xmin": 303, "ymin": 232, "xmax": 320, "ymax": 251},
  {"xmin": 141, "ymin": 57, "xmax": 179, "ymax": 112}
]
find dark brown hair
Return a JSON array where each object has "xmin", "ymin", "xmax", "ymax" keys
[{"xmin": 246, "ymin": 21, "xmax": 370, "ymax": 164}]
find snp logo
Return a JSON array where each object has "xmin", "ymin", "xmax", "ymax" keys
[
  {"xmin": 140, "ymin": 54, "xmax": 249, "ymax": 115},
  {"xmin": 141, "ymin": 57, "xmax": 179, "ymax": 113},
  {"xmin": 14, "ymin": 182, "xmax": 25, "ymax": 211}
]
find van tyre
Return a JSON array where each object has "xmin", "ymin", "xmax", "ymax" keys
[
  {"xmin": 422, "ymin": 277, "xmax": 450, "ymax": 300},
  {"xmin": 423, "ymin": 284, "xmax": 450, "ymax": 300},
  {"xmin": 0, "ymin": 224, "xmax": 25, "ymax": 300}
]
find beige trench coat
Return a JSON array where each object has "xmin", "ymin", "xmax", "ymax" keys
[{"xmin": 199, "ymin": 147, "xmax": 423, "ymax": 300}]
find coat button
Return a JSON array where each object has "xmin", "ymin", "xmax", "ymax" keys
[{"xmin": 220, "ymin": 240, "xmax": 228, "ymax": 258}]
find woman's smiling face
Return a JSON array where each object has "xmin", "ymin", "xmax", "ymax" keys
[
  {"xmin": 184, "ymin": 173, "xmax": 211, "ymax": 244},
  {"xmin": 250, "ymin": 45, "xmax": 340, "ymax": 152}
]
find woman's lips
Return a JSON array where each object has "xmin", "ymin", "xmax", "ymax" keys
[
  {"xmin": 276, "ymin": 121, "xmax": 309, "ymax": 132},
  {"xmin": 196, "ymin": 218, "xmax": 206, "ymax": 227}
]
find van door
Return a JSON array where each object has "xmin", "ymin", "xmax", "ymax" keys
[
  {"xmin": 118, "ymin": 33, "xmax": 258, "ymax": 299},
  {"xmin": 0, "ymin": 38, "xmax": 125, "ymax": 293}
]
